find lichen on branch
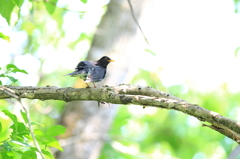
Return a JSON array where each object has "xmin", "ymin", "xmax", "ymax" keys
[{"xmin": 0, "ymin": 84, "xmax": 240, "ymax": 144}]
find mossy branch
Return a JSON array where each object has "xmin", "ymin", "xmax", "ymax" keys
[{"xmin": 1, "ymin": 84, "xmax": 240, "ymax": 144}]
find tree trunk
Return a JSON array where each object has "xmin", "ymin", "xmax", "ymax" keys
[{"xmin": 55, "ymin": 0, "xmax": 152, "ymax": 158}]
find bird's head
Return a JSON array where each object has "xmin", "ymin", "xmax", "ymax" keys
[{"xmin": 97, "ymin": 56, "xmax": 114, "ymax": 68}]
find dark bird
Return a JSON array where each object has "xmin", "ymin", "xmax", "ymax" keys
[{"xmin": 64, "ymin": 56, "xmax": 114, "ymax": 87}]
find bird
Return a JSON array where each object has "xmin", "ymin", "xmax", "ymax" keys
[{"xmin": 64, "ymin": 56, "xmax": 114, "ymax": 88}]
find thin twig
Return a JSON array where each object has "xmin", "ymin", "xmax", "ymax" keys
[
  {"xmin": 18, "ymin": 99, "xmax": 45, "ymax": 159},
  {"xmin": 0, "ymin": 86, "xmax": 18, "ymax": 98},
  {"xmin": 127, "ymin": 0, "xmax": 149, "ymax": 45},
  {"xmin": 0, "ymin": 86, "xmax": 45, "ymax": 159}
]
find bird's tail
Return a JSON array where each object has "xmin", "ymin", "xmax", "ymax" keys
[{"xmin": 63, "ymin": 71, "xmax": 79, "ymax": 76}]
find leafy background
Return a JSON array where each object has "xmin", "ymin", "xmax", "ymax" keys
[{"xmin": 1, "ymin": 0, "xmax": 240, "ymax": 158}]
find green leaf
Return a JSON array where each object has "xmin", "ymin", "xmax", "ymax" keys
[
  {"xmin": 41, "ymin": 149, "xmax": 54, "ymax": 159},
  {"xmin": 0, "ymin": 74, "xmax": 6, "ymax": 77},
  {"xmin": 2, "ymin": 110, "xmax": 18, "ymax": 127},
  {"xmin": 0, "ymin": 80, "xmax": 2, "ymax": 85},
  {"xmin": 44, "ymin": 0, "xmax": 58, "ymax": 15},
  {"xmin": 144, "ymin": 49, "xmax": 156, "ymax": 56},
  {"xmin": 81, "ymin": 0, "xmax": 88, "ymax": 4},
  {"xmin": 41, "ymin": 136, "xmax": 63, "ymax": 151},
  {"xmin": 12, "ymin": 0, "xmax": 24, "ymax": 8},
  {"xmin": 16, "ymin": 122, "xmax": 29, "ymax": 134},
  {"xmin": 21, "ymin": 150, "xmax": 37, "ymax": 159},
  {"xmin": 14, "ymin": 69, "xmax": 28, "ymax": 74},
  {"xmin": 10, "ymin": 122, "xmax": 29, "ymax": 141},
  {"xmin": 0, "ymin": 32, "xmax": 10, "ymax": 42},
  {"xmin": 20, "ymin": 110, "xmax": 28, "ymax": 123},
  {"xmin": 46, "ymin": 125, "xmax": 66, "ymax": 137},
  {"xmin": 16, "ymin": 151, "xmax": 33, "ymax": 159},
  {"xmin": 1, "ymin": 152, "xmax": 14, "ymax": 159},
  {"xmin": 6, "ymin": 64, "xmax": 28, "ymax": 74},
  {"xmin": 33, "ymin": 129, "xmax": 45, "ymax": 137},
  {"xmin": 6, "ymin": 64, "xmax": 17, "ymax": 70},
  {"xmin": 0, "ymin": 0, "xmax": 16, "ymax": 25},
  {"xmin": 0, "ymin": 122, "xmax": 2, "ymax": 132},
  {"xmin": 30, "ymin": 147, "xmax": 38, "ymax": 151},
  {"xmin": 6, "ymin": 75, "xmax": 18, "ymax": 83},
  {"xmin": 6, "ymin": 151, "xmax": 15, "ymax": 157},
  {"xmin": 34, "ymin": 129, "xmax": 64, "ymax": 151}
]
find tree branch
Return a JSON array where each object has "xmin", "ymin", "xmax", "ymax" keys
[{"xmin": 1, "ymin": 84, "xmax": 240, "ymax": 144}]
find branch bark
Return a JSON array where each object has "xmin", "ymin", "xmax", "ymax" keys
[{"xmin": 1, "ymin": 84, "xmax": 240, "ymax": 144}]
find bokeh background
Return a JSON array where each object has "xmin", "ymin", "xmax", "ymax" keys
[{"xmin": 1, "ymin": 0, "xmax": 240, "ymax": 158}]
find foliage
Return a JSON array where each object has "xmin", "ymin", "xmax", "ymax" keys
[
  {"xmin": 0, "ymin": 110, "xmax": 66, "ymax": 159},
  {"xmin": 0, "ymin": 0, "xmax": 88, "ymax": 158},
  {"xmin": 0, "ymin": 64, "xmax": 28, "ymax": 85}
]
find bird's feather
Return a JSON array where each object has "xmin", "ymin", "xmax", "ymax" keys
[{"xmin": 64, "ymin": 56, "xmax": 113, "ymax": 84}]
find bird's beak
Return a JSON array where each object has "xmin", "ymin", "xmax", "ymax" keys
[{"xmin": 108, "ymin": 60, "xmax": 115, "ymax": 62}]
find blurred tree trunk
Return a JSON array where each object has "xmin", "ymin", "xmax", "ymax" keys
[{"xmin": 55, "ymin": 0, "xmax": 151, "ymax": 158}]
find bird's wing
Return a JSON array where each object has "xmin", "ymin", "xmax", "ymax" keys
[
  {"xmin": 76, "ymin": 61, "xmax": 87, "ymax": 70},
  {"xmin": 76, "ymin": 61, "xmax": 97, "ymax": 70},
  {"xmin": 64, "ymin": 61, "xmax": 94, "ymax": 78},
  {"xmin": 85, "ymin": 66, "xmax": 106, "ymax": 82}
]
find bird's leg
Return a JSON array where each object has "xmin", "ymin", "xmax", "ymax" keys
[
  {"xmin": 85, "ymin": 83, "xmax": 90, "ymax": 88},
  {"xmin": 92, "ymin": 82, "xmax": 96, "ymax": 88}
]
